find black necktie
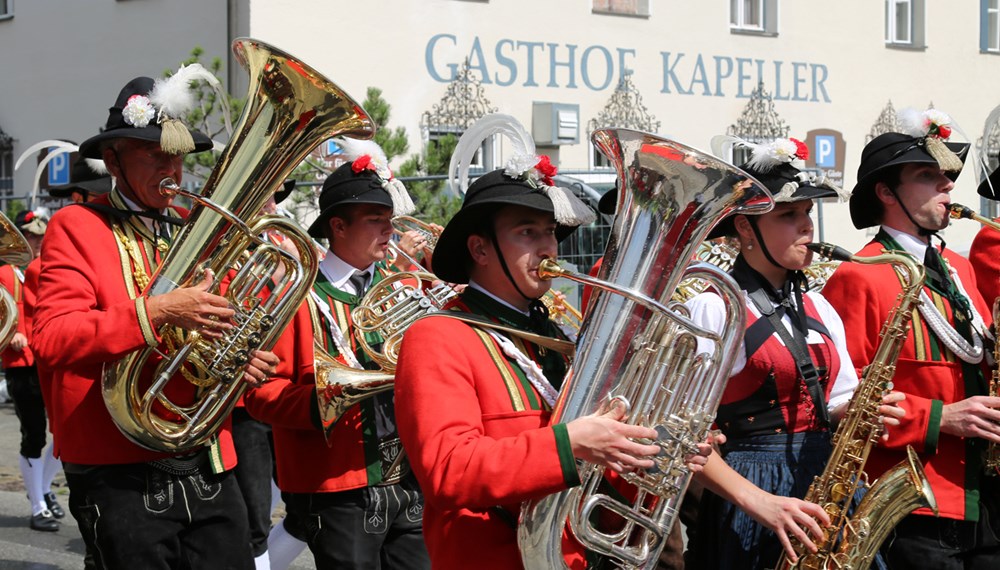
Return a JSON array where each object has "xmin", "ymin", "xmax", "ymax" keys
[{"xmin": 348, "ymin": 270, "xmax": 370, "ymax": 298}]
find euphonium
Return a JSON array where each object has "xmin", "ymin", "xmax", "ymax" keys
[
  {"xmin": 518, "ymin": 129, "xmax": 773, "ymax": 570},
  {"xmin": 0, "ymin": 212, "xmax": 33, "ymax": 351},
  {"xmin": 947, "ymin": 202, "xmax": 1000, "ymax": 475},
  {"xmin": 103, "ymin": 38, "xmax": 375, "ymax": 453},
  {"xmin": 775, "ymin": 243, "xmax": 936, "ymax": 570},
  {"xmin": 313, "ymin": 270, "xmax": 457, "ymax": 434}
]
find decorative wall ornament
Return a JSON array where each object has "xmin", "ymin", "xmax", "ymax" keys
[
  {"xmin": 586, "ymin": 74, "xmax": 660, "ymax": 134},
  {"xmin": 420, "ymin": 58, "xmax": 498, "ymax": 141},
  {"xmin": 866, "ymin": 100, "xmax": 901, "ymax": 143},
  {"xmin": 726, "ymin": 81, "xmax": 789, "ymax": 143}
]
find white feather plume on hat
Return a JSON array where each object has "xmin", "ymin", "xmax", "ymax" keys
[
  {"xmin": 335, "ymin": 137, "xmax": 415, "ymax": 216},
  {"xmin": 149, "ymin": 63, "xmax": 232, "ymax": 154},
  {"xmin": 448, "ymin": 113, "xmax": 595, "ymax": 226}
]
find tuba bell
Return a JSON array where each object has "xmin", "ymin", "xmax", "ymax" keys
[
  {"xmin": 102, "ymin": 38, "xmax": 375, "ymax": 453},
  {"xmin": 0, "ymin": 212, "xmax": 33, "ymax": 352},
  {"xmin": 518, "ymin": 129, "xmax": 773, "ymax": 569}
]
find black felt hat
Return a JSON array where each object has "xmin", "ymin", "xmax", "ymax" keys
[
  {"xmin": 598, "ymin": 185, "xmax": 617, "ymax": 215},
  {"xmin": 306, "ymin": 162, "xmax": 394, "ymax": 238},
  {"xmin": 78, "ymin": 76, "xmax": 212, "ymax": 159},
  {"xmin": 849, "ymin": 132, "xmax": 969, "ymax": 229},
  {"xmin": 708, "ymin": 161, "xmax": 841, "ymax": 239},
  {"xmin": 977, "ymin": 152, "xmax": 1000, "ymax": 200},
  {"xmin": 14, "ymin": 210, "xmax": 46, "ymax": 236},
  {"xmin": 432, "ymin": 169, "xmax": 580, "ymax": 284},
  {"xmin": 48, "ymin": 156, "xmax": 112, "ymax": 198},
  {"xmin": 275, "ymin": 179, "xmax": 296, "ymax": 205}
]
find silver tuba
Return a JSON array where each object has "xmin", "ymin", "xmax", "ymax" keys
[
  {"xmin": 102, "ymin": 38, "xmax": 375, "ymax": 453},
  {"xmin": 518, "ymin": 129, "xmax": 773, "ymax": 569}
]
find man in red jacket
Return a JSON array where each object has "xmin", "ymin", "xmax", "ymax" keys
[
  {"xmin": 823, "ymin": 112, "xmax": 1000, "ymax": 568},
  {"xmin": 391, "ymin": 153, "xmax": 702, "ymax": 569},
  {"xmin": 1, "ymin": 210, "xmax": 64, "ymax": 532},
  {"xmin": 245, "ymin": 140, "xmax": 430, "ymax": 570},
  {"xmin": 33, "ymin": 74, "xmax": 278, "ymax": 570}
]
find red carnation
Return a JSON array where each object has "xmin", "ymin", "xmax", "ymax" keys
[
  {"xmin": 23, "ymin": 212, "xmax": 34, "ymax": 222},
  {"xmin": 352, "ymin": 155, "xmax": 375, "ymax": 173},
  {"xmin": 936, "ymin": 125, "xmax": 952, "ymax": 139},
  {"xmin": 535, "ymin": 155, "xmax": 558, "ymax": 186},
  {"xmin": 790, "ymin": 138, "xmax": 809, "ymax": 161}
]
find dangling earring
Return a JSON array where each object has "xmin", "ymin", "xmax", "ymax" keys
[{"xmin": 747, "ymin": 239, "xmax": 754, "ymax": 251}]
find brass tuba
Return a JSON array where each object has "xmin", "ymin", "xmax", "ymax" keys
[
  {"xmin": 518, "ymin": 129, "xmax": 773, "ymax": 570},
  {"xmin": 102, "ymin": 38, "xmax": 375, "ymax": 453},
  {"xmin": 0, "ymin": 212, "xmax": 33, "ymax": 351},
  {"xmin": 775, "ymin": 243, "xmax": 936, "ymax": 570}
]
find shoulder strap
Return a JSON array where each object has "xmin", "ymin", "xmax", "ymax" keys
[{"xmin": 746, "ymin": 288, "xmax": 830, "ymax": 427}]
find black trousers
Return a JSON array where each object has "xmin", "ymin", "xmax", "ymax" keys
[
  {"xmin": 65, "ymin": 461, "xmax": 253, "ymax": 570},
  {"xmin": 231, "ymin": 408, "xmax": 274, "ymax": 558},
  {"xmin": 283, "ymin": 476, "xmax": 429, "ymax": 570},
  {"xmin": 6, "ymin": 365, "xmax": 48, "ymax": 458},
  {"xmin": 884, "ymin": 488, "xmax": 1000, "ymax": 569}
]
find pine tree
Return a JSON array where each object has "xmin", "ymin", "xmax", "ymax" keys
[{"xmin": 397, "ymin": 135, "xmax": 462, "ymax": 226}]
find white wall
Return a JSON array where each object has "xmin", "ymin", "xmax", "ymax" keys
[{"xmin": 246, "ymin": 0, "xmax": 1000, "ymax": 252}]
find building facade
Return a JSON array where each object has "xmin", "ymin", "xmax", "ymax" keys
[{"xmin": 3, "ymin": 0, "xmax": 1000, "ymax": 252}]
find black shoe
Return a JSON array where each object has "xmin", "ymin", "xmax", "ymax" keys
[
  {"xmin": 29, "ymin": 509, "xmax": 59, "ymax": 532},
  {"xmin": 44, "ymin": 492, "xmax": 65, "ymax": 519}
]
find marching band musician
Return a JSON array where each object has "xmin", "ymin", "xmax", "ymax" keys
[
  {"xmin": 822, "ymin": 112, "xmax": 1000, "ymax": 568},
  {"xmin": 970, "ymin": 155, "xmax": 1000, "ymax": 303},
  {"xmin": 2, "ymin": 211, "xmax": 64, "ymax": 532},
  {"xmin": 685, "ymin": 137, "xmax": 901, "ymax": 570},
  {"xmin": 244, "ymin": 139, "xmax": 431, "ymax": 570},
  {"xmin": 392, "ymin": 155, "xmax": 712, "ymax": 569},
  {"xmin": 33, "ymin": 73, "xmax": 278, "ymax": 569}
]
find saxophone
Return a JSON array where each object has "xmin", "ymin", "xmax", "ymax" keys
[{"xmin": 775, "ymin": 242, "xmax": 937, "ymax": 570}]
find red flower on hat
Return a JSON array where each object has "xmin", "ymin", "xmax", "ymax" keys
[
  {"xmin": 352, "ymin": 155, "xmax": 376, "ymax": 174},
  {"xmin": 790, "ymin": 138, "xmax": 809, "ymax": 161},
  {"xmin": 535, "ymin": 155, "xmax": 558, "ymax": 186},
  {"xmin": 935, "ymin": 125, "xmax": 952, "ymax": 139},
  {"xmin": 23, "ymin": 212, "xmax": 34, "ymax": 223}
]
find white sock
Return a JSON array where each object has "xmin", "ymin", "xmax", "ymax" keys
[
  {"xmin": 254, "ymin": 551, "xmax": 271, "ymax": 570},
  {"xmin": 270, "ymin": 480, "xmax": 281, "ymax": 514},
  {"xmin": 19, "ymin": 455, "xmax": 46, "ymax": 515},
  {"xmin": 267, "ymin": 519, "xmax": 307, "ymax": 570},
  {"xmin": 41, "ymin": 443, "xmax": 62, "ymax": 492}
]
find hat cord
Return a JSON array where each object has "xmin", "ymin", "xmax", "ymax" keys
[
  {"xmin": 486, "ymin": 223, "xmax": 551, "ymax": 329},
  {"xmin": 887, "ymin": 187, "xmax": 937, "ymax": 237},
  {"xmin": 748, "ymin": 216, "xmax": 793, "ymax": 272}
]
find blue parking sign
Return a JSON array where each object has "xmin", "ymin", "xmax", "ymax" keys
[
  {"xmin": 325, "ymin": 140, "xmax": 341, "ymax": 156},
  {"xmin": 814, "ymin": 136, "xmax": 836, "ymax": 168},
  {"xmin": 47, "ymin": 148, "xmax": 71, "ymax": 185}
]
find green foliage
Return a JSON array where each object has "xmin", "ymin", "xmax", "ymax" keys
[
  {"xmin": 397, "ymin": 135, "xmax": 462, "ymax": 226},
  {"xmin": 364, "ymin": 87, "xmax": 409, "ymax": 161},
  {"xmin": 166, "ymin": 47, "xmax": 245, "ymax": 181},
  {"xmin": 5, "ymin": 200, "xmax": 25, "ymax": 222}
]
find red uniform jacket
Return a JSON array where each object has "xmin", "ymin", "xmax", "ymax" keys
[
  {"xmin": 969, "ymin": 222, "xmax": 1000, "ymax": 306},
  {"xmin": 394, "ymin": 300, "xmax": 581, "ymax": 570},
  {"xmin": 245, "ymin": 264, "xmax": 400, "ymax": 493},
  {"xmin": 33, "ymin": 196, "xmax": 236, "ymax": 467},
  {"xmin": 823, "ymin": 238, "xmax": 992, "ymax": 521},
  {"xmin": 0, "ymin": 262, "xmax": 33, "ymax": 368}
]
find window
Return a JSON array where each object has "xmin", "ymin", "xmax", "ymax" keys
[
  {"xmin": 593, "ymin": 0, "xmax": 649, "ymax": 17},
  {"xmin": 730, "ymin": 0, "xmax": 778, "ymax": 36},
  {"xmin": 0, "ymin": 0, "xmax": 12, "ymax": 20},
  {"xmin": 0, "ymin": 149, "xmax": 12, "ymax": 195},
  {"xmin": 983, "ymin": 0, "xmax": 1000, "ymax": 52},
  {"xmin": 590, "ymin": 144, "xmax": 612, "ymax": 170},
  {"xmin": 885, "ymin": 0, "xmax": 925, "ymax": 48}
]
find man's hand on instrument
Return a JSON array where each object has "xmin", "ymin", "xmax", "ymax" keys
[
  {"xmin": 242, "ymin": 350, "xmax": 279, "ymax": 388},
  {"xmin": 8, "ymin": 332, "xmax": 27, "ymax": 352},
  {"xmin": 397, "ymin": 230, "xmax": 428, "ymax": 262},
  {"xmin": 878, "ymin": 391, "xmax": 906, "ymax": 442},
  {"xmin": 744, "ymin": 492, "xmax": 830, "ymax": 562},
  {"xmin": 146, "ymin": 269, "xmax": 235, "ymax": 339},
  {"xmin": 685, "ymin": 430, "xmax": 726, "ymax": 472},
  {"xmin": 940, "ymin": 395, "xmax": 1000, "ymax": 443},
  {"xmin": 565, "ymin": 398, "xmax": 661, "ymax": 474}
]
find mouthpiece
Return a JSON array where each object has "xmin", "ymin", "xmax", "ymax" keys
[
  {"xmin": 806, "ymin": 242, "xmax": 853, "ymax": 262},
  {"xmin": 948, "ymin": 203, "xmax": 975, "ymax": 220},
  {"xmin": 159, "ymin": 178, "xmax": 181, "ymax": 197}
]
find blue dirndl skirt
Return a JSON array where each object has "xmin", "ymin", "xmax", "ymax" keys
[{"xmin": 687, "ymin": 431, "xmax": 889, "ymax": 570}]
